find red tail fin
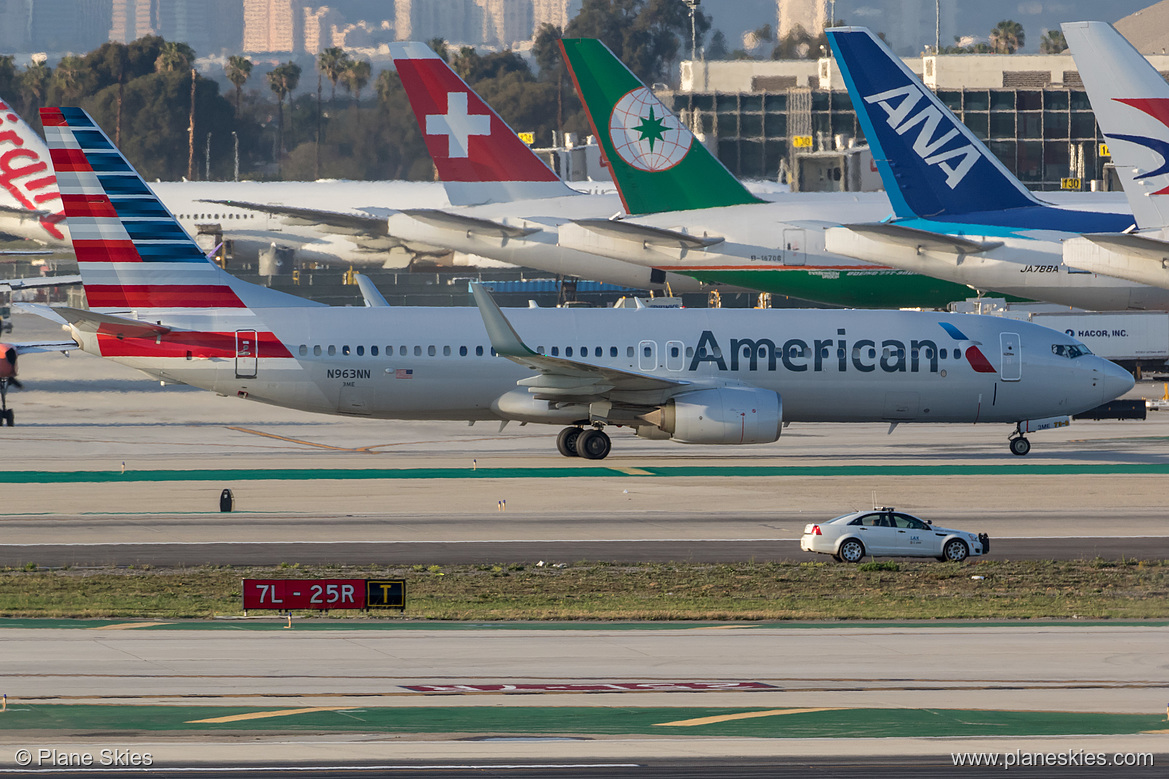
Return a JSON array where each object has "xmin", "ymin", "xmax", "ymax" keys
[{"xmin": 391, "ymin": 42, "xmax": 577, "ymax": 206}]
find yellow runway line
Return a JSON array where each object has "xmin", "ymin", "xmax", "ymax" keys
[
  {"xmin": 186, "ymin": 706, "xmax": 353, "ymax": 724},
  {"xmin": 227, "ymin": 427, "xmax": 356, "ymax": 452},
  {"xmin": 689, "ymin": 625, "xmax": 757, "ymax": 631},
  {"xmin": 608, "ymin": 467, "xmax": 654, "ymax": 476},
  {"xmin": 656, "ymin": 707, "xmax": 843, "ymax": 727},
  {"xmin": 88, "ymin": 622, "xmax": 171, "ymax": 631}
]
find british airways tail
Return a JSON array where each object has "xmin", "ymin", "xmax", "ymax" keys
[
  {"xmin": 40, "ymin": 107, "xmax": 318, "ymax": 314},
  {"xmin": 390, "ymin": 43, "xmax": 577, "ymax": 207},
  {"xmin": 1062, "ymin": 21, "xmax": 1169, "ymax": 230},
  {"xmin": 828, "ymin": 27, "xmax": 1042, "ymax": 220}
]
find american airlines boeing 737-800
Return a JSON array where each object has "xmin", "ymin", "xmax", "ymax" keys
[{"xmin": 37, "ymin": 106, "xmax": 1132, "ymax": 457}]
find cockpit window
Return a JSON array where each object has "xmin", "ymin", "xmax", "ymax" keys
[{"xmin": 1052, "ymin": 343, "xmax": 1091, "ymax": 359}]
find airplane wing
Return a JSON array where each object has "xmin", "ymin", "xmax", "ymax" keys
[
  {"xmin": 0, "ymin": 274, "xmax": 83, "ymax": 292},
  {"xmin": 400, "ymin": 209, "xmax": 539, "ymax": 239},
  {"xmin": 838, "ymin": 223, "xmax": 1003, "ymax": 255},
  {"xmin": 53, "ymin": 307, "xmax": 172, "ymax": 338},
  {"xmin": 471, "ymin": 283, "xmax": 686, "ymax": 403},
  {"xmin": 199, "ymin": 199, "xmax": 387, "ymax": 236},
  {"xmin": 570, "ymin": 219, "xmax": 725, "ymax": 249}
]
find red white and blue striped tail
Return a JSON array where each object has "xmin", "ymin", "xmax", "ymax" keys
[{"xmin": 40, "ymin": 106, "xmax": 317, "ymax": 313}]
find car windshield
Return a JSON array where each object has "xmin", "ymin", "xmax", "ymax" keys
[
  {"xmin": 1052, "ymin": 343, "xmax": 1091, "ymax": 359},
  {"xmin": 829, "ymin": 513, "xmax": 856, "ymax": 523}
]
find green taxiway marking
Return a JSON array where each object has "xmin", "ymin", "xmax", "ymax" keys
[
  {"xmin": 5, "ymin": 463, "xmax": 1169, "ymax": 484},
  {"xmin": 3, "ymin": 618, "xmax": 1167, "ymax": 631},
  {"xmin": 4, "ymin": 705, "xmax": 1163, "ymax": 738}
]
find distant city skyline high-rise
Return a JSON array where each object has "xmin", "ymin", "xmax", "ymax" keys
[{"xmin": 0, "ymin": 0, "xmax": 1159, "ymax": 61}]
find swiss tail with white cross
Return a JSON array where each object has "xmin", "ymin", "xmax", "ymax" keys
[{"xmin": 391, "ymin": 42, "xmax": 577, "ymax": 206}]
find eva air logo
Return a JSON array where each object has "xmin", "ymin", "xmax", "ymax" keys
[{"xmin": 608, "ymin": 87, "xmax": 691, "ymax": 171}]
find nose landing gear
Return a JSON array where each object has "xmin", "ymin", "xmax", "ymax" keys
[{"xmin": 1008, "ymin": 425, "xmax": 1030, "ymax": 456}]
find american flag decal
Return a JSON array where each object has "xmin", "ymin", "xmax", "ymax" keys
[{"xmin": 395, "ymin": 368, "xmax": 413, "ymax": 379}]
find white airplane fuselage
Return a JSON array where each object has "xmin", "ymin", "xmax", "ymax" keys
[
  {"xmin": 825, "ymin": 214, "xmax": 1169, "ymax": 311},
  {"xmin": 67, "ymin": 304, "xmax": 1128, "ymax": 428}
]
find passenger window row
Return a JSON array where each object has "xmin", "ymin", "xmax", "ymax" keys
[
  {"xmin": 297, "ymin": 344, "xmax": 499, "ymax": 357},
  {"xmin": 178, "ymin": 213, "xmax": 256, "ymax": 220}
]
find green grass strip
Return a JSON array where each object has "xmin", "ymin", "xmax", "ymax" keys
[
  {"xmin": 3, "ymin": 618, "xmax": 1169, "ymax": 631},
  {"xmin": 5, "ymin": 705, "xmax": 1164, "ymax": 738},
  {"xmin": 6, "ymin": 463, "xmax": 1169, "ymax": 484}
]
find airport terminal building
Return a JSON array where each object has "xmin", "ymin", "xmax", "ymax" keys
[{"xmin": 667, "ymin": 52, "xmax": 1169, "ymax": 191}]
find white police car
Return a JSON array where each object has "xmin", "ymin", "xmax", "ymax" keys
[{"xmin": 800, "ymin": 508, "xmax": 988, "ymax": 563}]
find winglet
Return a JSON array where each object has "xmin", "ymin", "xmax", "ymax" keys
[{"xmin": 470, "ymin": 282, "xmax": 536, "ymax": 358}]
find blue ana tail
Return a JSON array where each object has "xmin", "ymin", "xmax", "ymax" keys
[{"xmin": 828, "ymin": 27, "xmax": 1041, "ymax": 220}]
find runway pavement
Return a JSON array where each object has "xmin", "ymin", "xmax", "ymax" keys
[{"xmin": 6, "ymin": 312, "xmax": 1169, "ymax": 769}]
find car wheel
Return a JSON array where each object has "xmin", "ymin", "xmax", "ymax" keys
[
  {"xmin": 943, "ymin": 539, "xmax": 969, "ymax": 562},
  {"xmin": 838, "ymin": 539, "xmax": 865, "ymax": 564}
]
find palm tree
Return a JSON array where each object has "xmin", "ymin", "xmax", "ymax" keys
[
  {"xmin": 341, "ymin": 59, "xmax": 371, "ymax": 125},
  {"xmin": 225, "ymin": 55, "xmax": 253, "ymax": 114},
  {"xmin": 318, "ymin": 47, "xmax": 351, "ymax": 106},
  {"xmin": 50, "ymin": 55, "xmax": 87, "ymax": 103},
  {"xmin": 989, "ymin": 20, "xmax": 1025, "ymax": 54},
  {"xmin": 267, "ymin": 61, "xmax": 301, "ymax": 162},
  {"xmin": 155, "ymin": 41, "xmax": 195, "ymax": 73},
  {"xmin": 1039, "ymin": 29, "xmax": 1066, "ymax": 54},
  {"xmin": 341, "ymin": 59, "xmax": 371, "ymax": 105},
  {"xmin": 20, "ymin": 61, "xmax": 51, "ymax": 112}
]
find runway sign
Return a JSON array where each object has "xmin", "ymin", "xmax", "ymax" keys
[
  {"xmin": 242, "ymin": 579, "xmax": 405, "ymax": 611},
  {"xmin": 365, "ymin": 579, "xmax": 406, "ymax": 609}
]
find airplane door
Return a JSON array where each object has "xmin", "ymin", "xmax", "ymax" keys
[
  {"xmin": 665, "ymin": 340, "xmax": 684, "ymax": 371},
  {"xmin": 1000, "ymin": 332, "xmax": 1021, "ymax": 381},
  {"xmin": 235, "ymin": 329, "xmax": 258, "ymax": 379},
  {"xmin": 638, "ymin": 340, "xmax": 658, "ymax": 372},
  {"xmin": 783, "ymin": 228, "xmax": 805, "ymax": 265}
]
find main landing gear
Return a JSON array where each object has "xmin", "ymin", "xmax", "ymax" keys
[
  {"xmin": 0, "ymin": 377, "xmax": 17, "ymax": 426},
  {"xmin": 1008, "ymin": 424, "xmax": 1031, "ymax": 457},
  {"xmin": 556, "ymin": 425, "xmax": 611, "ymax": 460}
]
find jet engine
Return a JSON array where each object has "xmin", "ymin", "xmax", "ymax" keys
[
  {"xmin": 0, "ymin": 345, "xmax": 17, "ymax": 380},
  {"xmin": 647, "ymin": 387, "xmax": 782, "ymax": 445}
]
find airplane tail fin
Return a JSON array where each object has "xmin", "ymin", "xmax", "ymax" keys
[
  {"xmin": 0, "ymin": 98, "xmax": 66, "ymax": 242},
  {"xmin": 827, "ymin": 27, "xmax": 1041, "ymax": 219},
  {"xmin": 1062, "ymin": 21, "xmax": 1169, "ymax": 229},
  {"xmin": 560, "ymin": 38, "xmax": 761, "ymax": 215},
  {"xmin": 390, "ymin": 42, "xmax": 577, "ymax": 206},
  {"xmin": 40, "ymin": 106, "xmax": 318, "ymax": 314}
]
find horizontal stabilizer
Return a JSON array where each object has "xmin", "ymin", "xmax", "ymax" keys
[
  {"xmin": 53, "ymin": 306, "xmax": 173, "ymax": 338},
  {"xmin": 1063, "ymin": 232, "xmax": 1169, "ymax": 286},
  {"xmin": 13, "ymin": 339, "xmax": 78, "ymax": 355},
  {"xmin": 1082, "ymin": 232, "xmax": 1169, "ymax": 261},
  {"xmin": 571, "ymin": 219, "xmax": 725, "ymax": 248},
  {"xmin": 401, "ymin": 209, "xmax": 538, "ymax": 238},
  {"xmin": 0, "ymin": 274, "xmax": 82, "ymax": 292},
  {"xmin": 840, "ymin": 223, "xmax": 1002, "ymax": 255}
]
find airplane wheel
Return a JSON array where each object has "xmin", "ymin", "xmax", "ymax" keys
[
  {"xmin": 556, "ymin": 426, "xmax": 582, "ymax": 457},
  {"xmin": 577, "ymin": 428, "xmax": 611, "ymax": 460},
  {"xmin": 3, "ymin": 409, "xmax": 12, "ymax": 426},
  {"xmin": 1009, "ymin": 436, "xmax": 1030, "ymax": 457}
]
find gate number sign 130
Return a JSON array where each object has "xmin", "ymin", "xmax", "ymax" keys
[{"xmin": 243, "ymin": 579, "xmax": 405, "ymax": 611}]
